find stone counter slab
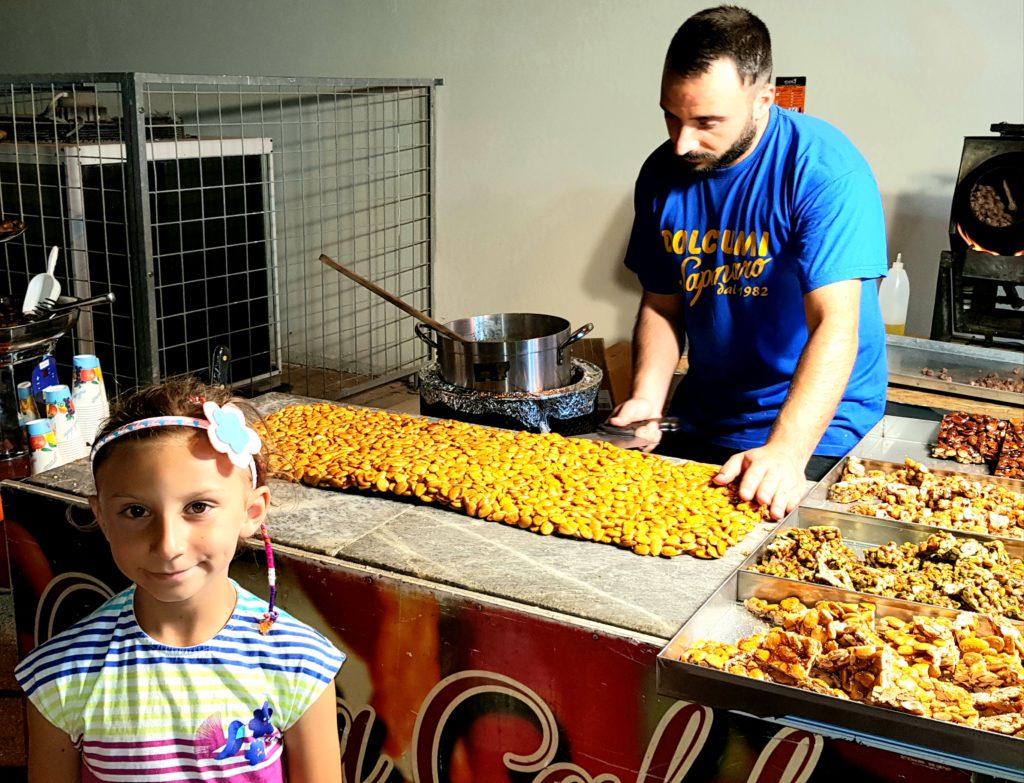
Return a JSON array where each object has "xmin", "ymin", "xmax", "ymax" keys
[{"xmin": 17, "ymin": 392, "xmax": 778, "ymax": 641}]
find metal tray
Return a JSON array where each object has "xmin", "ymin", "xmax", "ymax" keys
[
  {"xmin": 887, "ymin": 334, "xmax": 1024, "ymax": 406},
  {"xmin": 850, "ymin": 415, "xmax": 990, "ymax": 476},
  {"xmin": 802, "ymin": 455, "xmax": 1024, "ymax": 542},
  {"xmin": 739, "ymin": 505, "xmax": 1024, "ymax": 598},
  {"xmin": 657, "ymin": 569, "xmax": 1024, "ymax": 777}
]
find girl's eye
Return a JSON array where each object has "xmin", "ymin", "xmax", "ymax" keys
[
  {"xmin": 185, "ymin": 501, "xmax": 212, "ymax": 515},
  {"xmin": 121, "ymin": 505, "xmax": 149, "ymax": 519}
]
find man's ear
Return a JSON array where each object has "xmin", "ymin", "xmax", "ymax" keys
[
  {"xmin": 89, "ymin": 496, "xmax": 110, "ymax": 541},
  {"xmin": 754, "ymin": 82, "xmax": 775, "ymax": 120},
  {"xmin": 241, "ymin": 485, "xmax": 271, "ymax": 539}
]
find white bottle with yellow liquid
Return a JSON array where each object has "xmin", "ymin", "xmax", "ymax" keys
[{"xmin": 879, "ymin": 252, "xmax": 910, "ymax": 336}]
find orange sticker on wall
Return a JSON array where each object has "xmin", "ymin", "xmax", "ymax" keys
[{"xmin": 775, "ymin": 77, "xmax": 806, "ymax": 113}]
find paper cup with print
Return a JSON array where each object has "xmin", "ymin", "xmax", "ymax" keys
[
  {"xmin": 72, "ymin": 354, "xmax": 107, "ymax": 407},
  {"xmin": 74, "ymin": 400, "xmax": 110, "ymax": 447},
  {"xmin": 26, "ymin": 417, "xmax": 60, "ymax": 473},
  {"xmin": 71, "ymin": 354, "xmax": 110, "ymax": 445},
  {"xmin": 17, "ymin": 381, "xmax": 39, "ymax": 427},
  {"xmin": 44, "ymin": 384, "xmax": 89, "ymax": 462}
]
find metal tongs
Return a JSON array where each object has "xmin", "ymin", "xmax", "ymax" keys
[{"xmin": 596, "ymin": 416, "xmax": 681, "ymax": 438}]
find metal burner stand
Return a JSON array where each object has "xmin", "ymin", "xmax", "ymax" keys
[{"xmin": 418, "ymin": 358, "xmax": 602, "ymax": 434}]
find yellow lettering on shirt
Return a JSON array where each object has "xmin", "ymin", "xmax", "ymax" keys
[{"xmin": 669, "ymin": 228, "xmax": 773, "ymax": 306}]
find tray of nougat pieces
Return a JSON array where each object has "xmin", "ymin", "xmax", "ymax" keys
[
  {"xmin": 931, "ymin": 412, "xmax": 1024, "ymax": 479},
  {"xmin": 886, "ymin": 333, "xmax": 1023, "ymax": 407},
  {"xmin": 740, "ymin": 507, "xmax": 1024, "ymax": 621},
  {"xmin": 802, "ymin": 455, "xmax": 1024, "ymax": 542},
  {"xmin": 657, "ymin": 569, "xmax": 1024, "ymax": 774}
]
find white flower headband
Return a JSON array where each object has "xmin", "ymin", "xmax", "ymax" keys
[{"xmin": 90, "ymin": 401, "xmax": 262, "ymax": 488}]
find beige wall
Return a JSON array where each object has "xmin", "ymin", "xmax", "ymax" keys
[{"xmin": 2, "ymin": 0, "xmax": 1021, "ymax": 341}]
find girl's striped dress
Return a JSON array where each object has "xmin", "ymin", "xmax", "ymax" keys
[{"xmin": 16, "ymin": 582, "xmax": 345, "ymax": 782}]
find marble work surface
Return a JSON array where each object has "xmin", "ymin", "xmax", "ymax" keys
[{"xmin": 20, "ymin": 393, "xmax": 780, "ymax": 642}]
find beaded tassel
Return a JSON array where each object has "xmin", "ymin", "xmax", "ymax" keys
[{"xmin": 258, "ymin": 522, "xmax": 279, "ymax": 634}]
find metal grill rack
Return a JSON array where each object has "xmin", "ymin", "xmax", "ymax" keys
[{"xmin": 0, "ymin": 73, "xmax": 440, "ymax": 398}]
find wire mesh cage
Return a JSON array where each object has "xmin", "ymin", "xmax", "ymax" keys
[{"xmin": 0, "ymin": 72, "xmax": 440, "ymax": 398}]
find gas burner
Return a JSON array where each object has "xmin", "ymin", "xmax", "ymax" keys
[{"xmin": 418, "ymin": 359, "xmax": 603, "ymax": 434}]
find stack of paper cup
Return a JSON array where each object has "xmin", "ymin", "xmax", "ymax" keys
[
  {"xmin": 71, "ymin": 354, "xmax": 110, "ymax": 447},
  {"xmin": 26, "ymin": 418, "xmax": 60, "ymax": 474},
  {"xmin": 44, "ymin": 384, "xmax": 89, "ymax": 464},
  {"xmin": 17, "ymin": 381, "xmax": 40, "ymax": 428}
]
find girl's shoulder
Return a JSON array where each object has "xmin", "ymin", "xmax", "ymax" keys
[
  {"xmin": 229, "ymin": 584, "xmax": 345, "ymax": 677},
  {"xmin": 15, "ymin": 585, "xmax": 137, "ymax": 694}
]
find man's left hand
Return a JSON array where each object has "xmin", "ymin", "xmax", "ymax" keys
[{"xmin": 712, "ymin": 445, "xmax": 807, "ymax": 521}]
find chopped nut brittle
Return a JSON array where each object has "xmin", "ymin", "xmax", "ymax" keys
[
  {"xmin": 925, "ymin": 679, "xmax": 980, "ymax": 725},
  {"xmin": 684, "ymin": 596, "xmax": 1024, "ymax": 737},
  {"xmin": 750, "ymin": 526, "xmax": 1024, "ymax": 620},
  {"xmin": 680, "ymin": 640, "xmax": 741, "ymax": 670},
  {"xmin": 877, "ymin": 614, "xmax": 960, "ymax": 677},
  {"xmin": 827, "ymin": 477, "xmax": 885, "ymax": 503},
  {"xmin": 815, "ymin": 645, "xmax": 896, "ymax": 701},
  {"xmin": 954, "ymin": 650, "xmax": 1023, "ymax": 691},
  {"xmin": 828, "ymin": 457, "xmax": 1024, "ymax": 540},
  {"xmin": 978, "ymin": 713, "xmax": 1024, "ymax": 736},
  {"xmin": 757, "ymin": 629, "xmax": 822, "ymax": 680},
  {"xmin": 973, "ymin": 686, "xmax": 1024, "ymax": 716}
]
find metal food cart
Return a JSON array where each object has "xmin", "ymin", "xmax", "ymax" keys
[{"xmin": 3, "ymin": 394, "xmax": 1021, "ymax": 781}]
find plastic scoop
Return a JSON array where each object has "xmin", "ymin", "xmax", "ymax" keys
[{"xmin": 22, "ymin": 246, "xmax": 62, "ymax": 315}]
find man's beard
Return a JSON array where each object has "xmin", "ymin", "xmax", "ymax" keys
[{"xmin": 677, "ymin": 116, "xmax": 757, "ymax": 174}]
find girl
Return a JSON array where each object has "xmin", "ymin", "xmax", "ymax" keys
[{"xmin": 16, "ymin": 377, "xmax": 344, "ymax": 782}]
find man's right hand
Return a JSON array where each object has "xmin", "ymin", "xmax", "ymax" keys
[{"xmin": 607, "ymin": 398, "xmax": 665, "ymax": 445}]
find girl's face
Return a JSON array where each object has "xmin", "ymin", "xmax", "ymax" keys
[{"xmin": 90, "ymin": 432, "xmax": 270, "ymax": 623}]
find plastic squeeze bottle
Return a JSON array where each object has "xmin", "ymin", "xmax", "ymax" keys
[{"xmin": 878, "ymin": 252, "xmax": 910, "ymax": 336}]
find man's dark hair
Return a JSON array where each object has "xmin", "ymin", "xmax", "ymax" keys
[{"xmin": 665, "ymin": 5, "xmax": 772, "ymax": 85}]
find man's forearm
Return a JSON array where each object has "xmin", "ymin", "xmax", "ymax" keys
[
  {"xmin": 630, "ymin": 295, "xmax": 685, "ymax": 408},
  {"xmin": 767, "ymin": 319, "xmax": 857, "ymax": 461}
]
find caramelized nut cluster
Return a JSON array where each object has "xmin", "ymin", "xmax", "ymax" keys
[
  {"xmin": 750, "ymin": 526, "xmax": 1024, "ymax": 619},
  {"xmin": 827, "ymin": 457, "xmax": 1024, "ymax": 539},
  {"xmin": 930, "ymin": 412, "xmax": 1024, "ymax": 480},
  {"xmin": 996, "ymin": 420, "xmax": 1024, "ymax": 481},
  {"xmin": 258, "ymin": 403, "xmax": 769, "ymax": 558},
  {"xmin": 681, "ymin": 596, "xmax": 1024, "ymax": 736},
  {"xmin": 932, "ymin": 412, "xmax": 1007, "ymax": 465}
]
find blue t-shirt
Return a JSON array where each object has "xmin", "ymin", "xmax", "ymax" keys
[{"xmin": 624, "ymin": 106, "xmax": 888, "ymax": 456}]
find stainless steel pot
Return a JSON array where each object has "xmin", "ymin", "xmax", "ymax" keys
[{"xmin": 415, "ymin": 313, "xmax": 593, "ymax": 393}]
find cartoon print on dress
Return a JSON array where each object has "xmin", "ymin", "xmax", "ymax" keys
[
  {"xmin": 215, "ymin": 721, "xmax": 247, "ymax": 760},
  {"xmin": 245, "ymin": 738, "xmax": 267, "ymax": 765},
  {"xmin": 195, "ymin": 700, "xmax": 280, "ymax": 766},
  {"xmin": 249, "ymin": 701, "xmax": 275, "ymax": 737}
]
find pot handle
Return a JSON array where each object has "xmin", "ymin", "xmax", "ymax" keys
[
  {"xmin": 558, "ymin": 322, "xmax": 594, "ymax": 352},
  {"xmin": 414, "ymin": 322, "xmax": 439, "ymax": 350}
]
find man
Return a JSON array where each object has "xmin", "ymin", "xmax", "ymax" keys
[{"xmin": 610, "ymin": 5, "xmax": 888, "ymax": 520}]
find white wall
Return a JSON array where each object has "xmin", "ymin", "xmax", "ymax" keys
[{"xmin": 2, "ymin": 0, "xmax": 1021, "ymax": 341}]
